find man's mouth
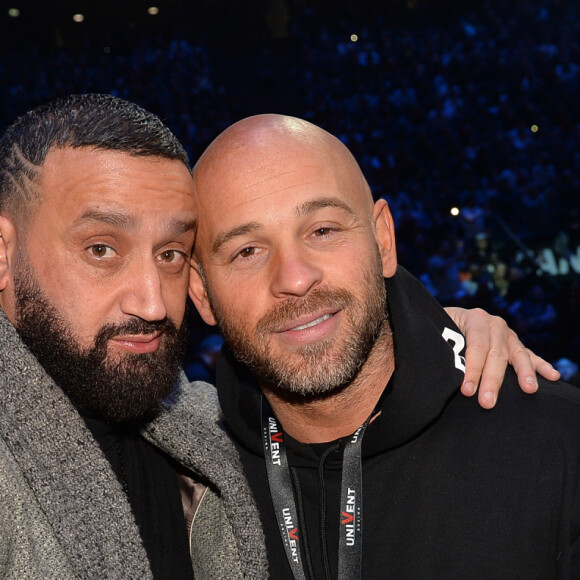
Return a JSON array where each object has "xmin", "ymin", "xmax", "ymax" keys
[
  {"xmin": 271, "ymin": 309, "xmax": 341, "ymax": 345},
  {"xmin": 109, "ymin": 333, "xmax": 162, "ymax": 354},
  {"xmin": 290, "ymin": 313, "xmax": 334, "ymax": 331}
]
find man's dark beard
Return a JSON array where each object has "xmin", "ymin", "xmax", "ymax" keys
[{"xmin": 14, "ymin": 266, "xmax": 187, "ymax": 424}]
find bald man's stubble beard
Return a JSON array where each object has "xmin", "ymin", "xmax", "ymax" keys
[
  {"xmin": 202, "ymin": 251, "xmax": 390, "ymax": 398},
  {"xmin": 13, "ymin": 260, "xmax": 187, "ymax": 424}
]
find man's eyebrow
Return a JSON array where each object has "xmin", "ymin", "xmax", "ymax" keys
[
  {"xmin": 73, "ymin": 210, "xmax": 195, "ymax": 236},
  {"xmin": 294, "ymin": 197, "xmax": 356, "ymax": 218},
  {"xmin": 73, "ymin": 208, "xmax": 136, "ymax": 229},
  {"xmin": 210, "ymin": 197, "xmax": 355, "ymax": 255},
  {"xmin": 212, "ymin": 222, "xmax": 263, "ymax": 255},
  {"xmin": 166, "ymin": 216, "xmax": 197, "ymax": 236}
]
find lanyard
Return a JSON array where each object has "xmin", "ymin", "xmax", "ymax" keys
[{"xmin": 261, "ymin": 397, "xmax": 370, "ymax": 580}]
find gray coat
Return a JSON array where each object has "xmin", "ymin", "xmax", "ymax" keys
[{"xmin": 0, "ymin": 310, "xmax": 268, "ymax": 579}]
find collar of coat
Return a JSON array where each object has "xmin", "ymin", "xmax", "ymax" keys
[{"xmin": 0, "ymin": 309, "xmax": 266, "ymax": 578}]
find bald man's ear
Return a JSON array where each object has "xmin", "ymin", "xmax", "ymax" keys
[
  {"xmin": 188, "ymin": 260, "xmax": 218, "ymax": 326},
  {"xmin": 372, "ymin": 199, "xmax": 397, "ymax": 278},
  {"xmin": 0, "ymin": 215, "xmax": 17, "ymax": 292}
]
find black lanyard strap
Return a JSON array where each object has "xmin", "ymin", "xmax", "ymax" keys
[
  {"xmin": 261, "ymin": 396, "xmax": 370, "ymax": 580},
  {"xmin": 262, "ymin": 398, "xmax": 307, "ymax": 580},
  {"xmin": 337, "ymin": 421, "xmax": 368, "ymax": 578}
]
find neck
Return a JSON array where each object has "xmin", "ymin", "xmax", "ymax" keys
[{"xmin": 262, "ymin": 327, "xmax": 394, "ymax": 443}]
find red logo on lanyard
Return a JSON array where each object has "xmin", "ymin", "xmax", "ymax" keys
[{"xmin": 341, "ymin": 511, "xmax": 354, "ymax": 525}]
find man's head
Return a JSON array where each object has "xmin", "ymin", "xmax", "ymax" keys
[
  {"xmin": 189, "ymin": 114, "xmax": 397, "ymax": 398},
  {"xmin": 0, "ymin": 94, "xmax": 196, "ymax": 423}
]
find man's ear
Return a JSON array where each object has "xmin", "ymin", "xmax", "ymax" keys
[
  {"xmin": 188, "ymin": 259, "xmax": 218, "ymax": 326},
  {"xmin": 372, "ymin": 199, "xmax": 397, "ymax": 278},
  {"xmin": 0, "ymin": 215, "xmax": 17, "ymax": 292}
]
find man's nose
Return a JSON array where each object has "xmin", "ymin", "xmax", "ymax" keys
[
  {"xmin": 269, "ymin": 245, "xmax": 323, "ymax": 298},
  {"xmin": 119, "ymin": 257, "xmax": 168, "ymax": 322}
]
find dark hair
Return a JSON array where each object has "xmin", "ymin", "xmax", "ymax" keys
[{"xmin": 0, "ymin": 93, "xmax": 190, "ymax": 217}]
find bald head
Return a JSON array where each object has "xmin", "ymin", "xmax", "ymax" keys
[{"xmin": 192, "ymin": 114, "xmax": 374, "ymax": 217}]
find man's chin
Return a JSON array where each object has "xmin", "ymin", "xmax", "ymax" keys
[
  {"xmin": 59, "ymin": 338, "xmax": 182, "ymax": 422},
  {"xmin": 253, "ymin": 351, "xmax": 352, "ymax": 397},
  {"xmin": 73, "ymin": 385, "xmax": 170, "ymax": 424}
]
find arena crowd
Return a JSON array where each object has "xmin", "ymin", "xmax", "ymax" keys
[{"xmin": 1, "ymin": 0, "xmax": 578, "ymax": 382}]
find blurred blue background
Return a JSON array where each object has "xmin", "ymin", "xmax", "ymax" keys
[{"xmin": 1, "ymin": 0, "xmax": 578, "ymax": 382}]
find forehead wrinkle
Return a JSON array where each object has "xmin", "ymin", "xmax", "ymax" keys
[
  {"xmin": 209, "ymin": 182, "xmax": 307, "ymax": 217},
  {"xmin": 294, "ymin": 197, "xmax": 357, "ymax": 219},
  {"xmin": 238, "ymin": 160, "xmax": 320, "ymax": 192},
  {"xmin": 230, "ymin": 174, "xmax": 324, "ymax": 213}
]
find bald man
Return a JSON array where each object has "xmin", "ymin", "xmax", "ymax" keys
[{"xmin": 189, "ymin": 114, "xmax": 580, "ymax": 579}]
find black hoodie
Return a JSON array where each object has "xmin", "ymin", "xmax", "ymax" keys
[{"xmin": 217, "ymin": 267, "xmax": 580, "ymax": 579}]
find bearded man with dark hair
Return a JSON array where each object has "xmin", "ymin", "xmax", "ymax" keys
[{"xmin": 0, "ymin": 94, "xmax": 267, "ymax": 579}]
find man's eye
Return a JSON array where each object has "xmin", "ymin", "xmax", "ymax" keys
[
  {"xmin": 90, "ymin": 244, "xmax": 114, "ymax": 258},
  {"xmin": 238, "ymin": 247, "xmax": 256, "ymax": 258},
  {"xmin": 161, "ymin": 250, "xmax": 177, "ymax": 262},
  {"xmin": 159, "ymin": 250, "xmax": 186, "ymax": 266},
  {"xmin": 313, "ymin": 227, "xmax": 333, "ymax": 236},
  {"xmin": 160, "ymin": 250, "xmax": 187, "ymax": 264}
]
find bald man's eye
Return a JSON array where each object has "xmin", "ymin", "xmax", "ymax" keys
[
  {"xmin": 313, "ymin": 227, "xmax": 335, "ymax": 237},
  {"xmin": 230, "ymin": 245, "xmax": 265, "ymax": 264},
  {"xmin": 238, "ymin": 247, "xmax": 256, "ymax": 258}
]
